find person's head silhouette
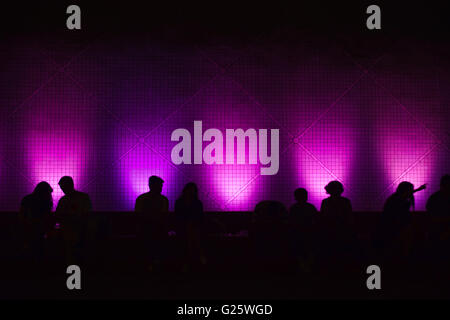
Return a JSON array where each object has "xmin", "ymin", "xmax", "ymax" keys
[
  {"xmin": 294, "ymin": 188, "xmax": 308, "ymax": 204},
  {"xmin": 149, "ymin": 176, "xmax": 164, "ymax": 194},
  {"xmin": 58, "ymin": 176, "xmax": 75, "ymax": 195},
  {"xmin": 396, "ymin": 181, "xmax": 414, "ymax": 199},
  {"xmin": 181, "ymin": 182, "xmax": 198, "ymax": 201},
  {"xmin": 325, "ymin": 181, "xmax": 344, "ymax": 197},
  {"xmin": 33, "ymin": 181, "xmax": 53, "ymax": 196},
  {"xmin": 440, "ymin": 174, "xmax": 450, "ymax": 194},
  {"xmin": 33, "ymin": 181, "xmax": 53, "ymax": 205}
]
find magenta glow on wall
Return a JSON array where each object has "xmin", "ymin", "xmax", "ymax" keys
[{"xmin": 0, "ymin": 34, "xmax": 449, "ymax": 212}]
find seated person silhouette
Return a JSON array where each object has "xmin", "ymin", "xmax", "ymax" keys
[
  {"xmin": 56, "ymin": 176, "xmax": 92, "ymax": 264},
  {"xmin": 319, "ymin": 181, "xmax": 353, "ymax": 257},
  {"xmin": 289, "ymin": 188, "xmax": 317, "ymax": 226},
  {"xmin": 174, "ymin": 182, "xmax": 206, "ymax": 271},
  {"xmin": 19, "ymin": 181, "xmax": 53, "ymax": 263},
  {"xmin": 320, "ymin": 181, "xmax": 352, "ymax": 224},
  {"xmin": 377, "ymin": 181, "xmax": 426, "ymax": 258},
  {"xmin": 289, "ymin": 188, "xmax": 318, "ymax": 272},
  {"xmin": 251, "ymin": 200, "xmax": 289, "ymax": 261},
  {"xmin": 135, "ymin": 175, "xmax": 169, "ymax": 271},
  {"xmin": 426, "ymin": 175, "xmax": 450, "ymax": 251}
]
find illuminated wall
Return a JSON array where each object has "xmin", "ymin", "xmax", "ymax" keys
[{"xmin": 1, "ymin": 32, "xmax": 449, "ymax": 211}]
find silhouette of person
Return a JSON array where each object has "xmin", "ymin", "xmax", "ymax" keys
[
  {"xmin": 377, "ymin": 181, "xmax": 426, "ymax": 258},
  {"xmin": 251, "ymin": 200, "xmax": 289, "ymax": 264},
  {"xmin": 426, "ymin": 175, "xmax": 450, "ymax": 217},
  {"xmin": 174, "ymin": 182, "xmax": 206, "ymax": 271},
  {"xmin": 56, "ymin": 176, "xmax": 92, "ymax": 264},
  {"xmin": 19, "ymin": 182, "xmax": 53, "ymax": 262},
  {"xmin": 290, "ymin": 188, "xmax": 317, "ymax": 226},
  {"xmin": 320, "ymin": 181, "xmax": 352, "ymax": 224},
  {"xmin": 135, "ymin": 175, "xmax": 169, "ymax": 271},
  {"xmin": 289, "ymin": 188, "xmax": 318, "ymax": 272},
  {"xmin": 319, "ymin": 181, "xmax": 353, "ymax": 259},
  {"xmin": 426, "ymin": 175, "xmax": 450, "ymax": 254}
]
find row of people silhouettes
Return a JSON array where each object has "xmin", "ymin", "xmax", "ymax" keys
[{"xmin": 19, "ymin": 174, "xmax": 449, "ymax": 270}]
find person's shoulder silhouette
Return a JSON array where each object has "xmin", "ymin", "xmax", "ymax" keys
[
  {"xmin": 289, "ymin": 188, "xmax": 317, "ymax": 224},
  {"xmin": 426, "ymin": 175, "xmax": 450, "ymax": 216},
  {"xmin": 320, "ymin": 181, "xmax": 352, "ymax": 216},
  {"xmin": 56, "ymin": 176, "xmax": 92, "ymax": 215},
  {"xmin": 383, "ymin": 181, "xmax": 414, "ymax": 214},
  {"xmin": 135, "ymin": 176, "xmax": 169, "ymax": 216},
  {"xmin": 175, "ymin": 182, "xmax": 203, "ymax": 221},
  {"xmin": 20, "ymin": 181, "xmax": 53, "ymax": 220}
]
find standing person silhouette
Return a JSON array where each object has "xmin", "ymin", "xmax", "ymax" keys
[
  {"xmin": 426, "ymin": 175, "xmax": 450, "ymax": 257},
  {"xmin": 319, "ymin": 181, "xmax": 353, "ymax": 260},
  {"xmin": 320, "ymin": 181, "xmax": 352, "ymax": 222},
  {"xmin": 174, "ymin": 183, "xmax": 206, "ymax": 272},
  {"xmin": 289, "ymin": 188, "xmax": 318, "ymax": 272},
  {"xmin": 19, "ymin": 182, "xmax": 53, "ymax": 264},
  {"xmin": 135, "ymin": 176, "xmax": 169, "ymax": 272},
  {"xmin": 56, "ymin": 176, "xmax": 92, "ymax": 265},
  {"xmin": 376, "ymin": 181, "xmax": 426, "ymax": 258},
  {"xmin": 426, "ymin": 175, "xmax": 450, "ymax": 217}
]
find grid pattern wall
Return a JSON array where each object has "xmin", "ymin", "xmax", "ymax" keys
[{"xmin": 0, "ymin": 32, "xmax": 449, "ymax": 211}]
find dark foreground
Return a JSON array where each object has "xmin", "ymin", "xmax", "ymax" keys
[{"xmin": 1, "ymin": 211, "xmax": 450, "ymax": 300}]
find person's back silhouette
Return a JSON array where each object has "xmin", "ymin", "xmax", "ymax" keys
[
  {"xmin": 174, "ymin": 182, "xmax": 206, "ymax": 271},
  {"xmin": 135, "ymin": 176, "xmax": 169, "ymax": 218},
  {"xmin": 290, "ymin": 188, "xmax": 317, "ymax": 226},
  {"xmin": 56, "ymin": 176, "xmax": 92, "ymax": 264},
  {"xmin": 426, "ymin": 175, "xmax": 450, "ymax": 255},
  {"xmin": 426, "ymin": 175, "xmax": 450, "ymax": 217},
  {"xmin": 251, "ymin": 200, "xmax": 289, "ymax": 263},
  {"xmin": 320, "ymin": 181, "xmax": 352, "ymax": 224},
  {"xmin": 135, "ymin": 175, "xmax": 169, "ymax": 271},
  {"xmin": 377, "ymin": 181, "xmax": 426, "ymax": 258},
  {"xmin": 19, "ymin": 181, "xmax": 53, "ymax": 263},
  {"xmin": 319, "ymin": 181, "xmax": 353, "ymax": 259},
  {"xmin": 289, "ymin": 188, "xmax": 318, "ymax": 272}
]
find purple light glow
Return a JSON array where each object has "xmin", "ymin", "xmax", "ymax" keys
[
  {"xmin": 210, "ymin": 165, "xmax": 259, "ymax": 210},
  {"xmin": 0, "ymin": 35, "xmax": 449, "ymax": 212},
  {"xmin": 374, "ymin": 101, "xmax": 438, "ymax": 210},
  {"xmin": 17, "ymin": 73, "xmax": 95, "ymax": 209},
  {"xmin": 116, "ymin": 143, "xmax": 181, "ymax": 210},
  {"xmin": 26, "ymin": 132, "xmax": 86, "ymax": 206}
]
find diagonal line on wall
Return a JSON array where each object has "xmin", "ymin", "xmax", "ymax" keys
[
  {"xmin": 224, "ymin": 172, "xmax": 262, "ymax": 208},
  {"xmin": 42, "ymin": 52, "xmax": 142, "ymax": 140},
  {"xmin": 80, "ymin": 142, "xmax": 141, "ymax": 190},
  {"xmin": 0, "ymin": 153, "xmax": 35, "ymax": 187},
  {"xmin": 141, "ymin": 141, "xmax": 223, "ymax": 209},
  {"xmin": 0, "ymin": 46, "xmax": 94, "ymax": 187},
  {"xmin": 229, "ymin": 77, "xmax": 292, "ymax": 134},
  {"xmin": 143, "ymin": 32, "xmax": 270, "ymax": 141},
  {"xmin": 6, "ymin": 46, "xmax": 93, "ymax": 122},
  {"xmin": 368, "ymin": 74, "xmax": 449, "ymax": 152},
  {"xmin": 293, "ymin": 71, "xmax": 367, "ymax": 141},
  {"xmin": 376, "ymin": 141, "xmax": 441, "ymax": 201},
  {"xmin": 339, "ymin": 44, "xmax": 449, "ymax": 153},
  {"xmin": 224, "ymin": 141, "xmax": 295, "ymax": 207},
  {"xmin": 142, "ymin": 72, "xmax": 223, "ymax": 140}
]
